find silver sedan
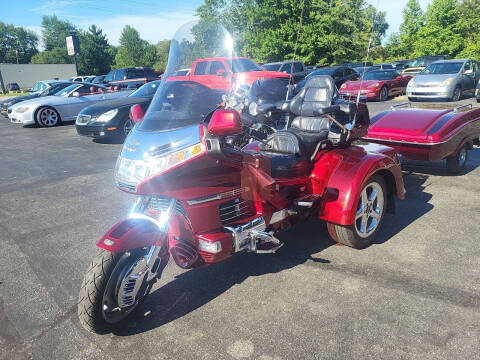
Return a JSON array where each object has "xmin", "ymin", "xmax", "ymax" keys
[
  {"xmin": 8, "ymin": 83, "xmax": 133, "ymax": 127},
  {"xmin": 406, "ymin": 59, "xmax": 480, "ymax": 102}
]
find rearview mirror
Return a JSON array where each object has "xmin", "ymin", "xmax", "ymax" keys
[
  {"xmin": 129, "ymin": 104, "xmax": 145, "ymax": 124},
  {"xmin": 72, "ymin": 91, "xmax": 80, "ymax": 97},
  {"xmin": 464, "ymin": 69, "xmax": 473, "ymax": 75},
  {"xmin": 207, "ymin": 109, "xmax": 242, "ymax": 136}
]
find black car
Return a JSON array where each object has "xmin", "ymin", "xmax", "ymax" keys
[
  {"xmin": 6, "ymin": 83, "xmax": 20, "ymax": 92},
  {"xmin": 476, "ymin": 79, "xmax": 480, "ymax": 103},
  {"xmin": 0, "ymin": 81, "xmax": 72, "ymax": 115},
  {"xmin": 104, "ymin": 67, "xmax": 157, "ymax": 90},
  {"xmin": 75, "ymin": 80, "xmax": 159, "ymax": 140},
  {"xmin": 296, "ymin": 65, "xmax": 358, "ymax": 90},
  {"xmin": 262, "ymin": 61, "xmax": 309, "ymax": 83}
]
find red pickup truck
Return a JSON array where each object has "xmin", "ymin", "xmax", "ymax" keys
[{"xmin": 168, "ymin": 57, "xmax": 291, "ymax": 90}]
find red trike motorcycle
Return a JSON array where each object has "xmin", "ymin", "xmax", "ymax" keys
[{"xmin": 78, "ymin": 21, "xmax": 405, "ymax": 334}]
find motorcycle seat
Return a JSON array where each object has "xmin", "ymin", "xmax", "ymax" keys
[{"xmin": 258, "ymin": 131, "xmax": 312, "ymax": 178}]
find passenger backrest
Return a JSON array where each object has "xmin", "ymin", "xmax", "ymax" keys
[{"xmin": 290, "ymin": 76, "xmax": 336, "ymax": 117}]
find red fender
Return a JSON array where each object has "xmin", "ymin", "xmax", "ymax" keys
[
  {"xmin": 97, "ymin": 217, "xmax": 168, "ymax": 253},
  {"xmin": 311, "ymin": 144, "xmax": 405, "ymax": 226}
]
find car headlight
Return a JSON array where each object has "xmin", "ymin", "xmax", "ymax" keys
[
  {"xmin": 15, "ymin": 106, "xmax": 29, "ymax": 113},
  {"xmin": 96, "ymin": 108, "xmax": 119, "ymax": 122},
  {"xmin": 115, "ymin": 142, "xmax": 206, "ymax": 186},
  {"xmin": 441, "ymin": 77, "xmax": 454, "ymax": 86},
  {"xmin": 249, "ymin": 102, "xmax": 258, "ymax": 116},
  {"xmin": 368, "ymin": 82, "xmax": 380, "ymax": 88},
  {"xmin": 3, "ymin": 101, "xmax": 12, "ymax": 108},
  {"xmin": 340, "ymin": 83, "xmax": 347, "ymax": 89}
]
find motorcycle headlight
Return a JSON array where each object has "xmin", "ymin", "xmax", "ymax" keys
[
  {"xmin": 96, "ymin": 108, "xmax": 119, "ymax": 122},
  {"xmin": 249, "ymin": 101, "xmax": 258, "ymax": 116},
  {"xmin": 16, "ymin": 106, "xmax": 29, "ymax": 113},
  {"xmin": 115, "ymin": 142, "xmax": 206, "ymax": 187},
  {"xmin": 441, "ymin": 77, "xmax": 454, "ymax": 86}
]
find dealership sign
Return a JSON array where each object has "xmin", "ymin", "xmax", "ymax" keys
[{"xmin": 66, "ymin": 35, "xmax": 80, "ymax": 56}]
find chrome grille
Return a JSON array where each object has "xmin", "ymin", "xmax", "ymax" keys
[
  {"xmin": 76, "ymin": 114, "xmax": 91, "ymax": 125},
  {"xmin": 115, "ymin": 181, "xmax": 137, "ymax": 193},
  {"xmin": 148, "ymin": 196, "xmax": 188, "ymax": 218},
  {"xmin": 219, "ymin": 198, "xmax": 255, "ymax": 224}
]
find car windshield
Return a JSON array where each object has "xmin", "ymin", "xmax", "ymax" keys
[
  {"xmin": 129, "ymin": 81, "xmax": 160, "ymax": 98},
  {"xmin": 306, "ymin": 68, "xmax": 334, "ymax": 79},
  {"xmin": 55, "ymin": 84, "xmax": 80, "ymax": 96},
  {"xmin": 420, "ymin": 62, "xmax": 463, "ymax": 75},
  {"xmin": 225, "ymin": 58, "xmax": 263, "ymax": 72},
  {"xmin": 263, "ymin": 64, "xmax": 281, "ymax": 71},
  {"xmin": 41, "ymin": 83, "xmax": 69, "ymax": 95},
  {"xmin": 363, "ymin": 71, "xmax": 397, "ymax": 80}
]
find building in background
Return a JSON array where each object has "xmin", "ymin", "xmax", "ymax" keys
[{"xmin": 0, "ymin": 64, "xmax": 77, "ymax": 92}]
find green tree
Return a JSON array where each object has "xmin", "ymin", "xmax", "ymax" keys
[
  {"xmin": 0, "ymin": 22, "xmax": 39, "ymax": 63},
  {"xmin": 77, "ymin": 25, "xmax": 114, "ymax": 75},
  {"xmin": 196, "ymin": 0, "xmax": 388, "ymax": 66},
  {"xmin": 398, "ymin": 0, "xmax": 425, "ymax": 57},
  {"xmin": 30, "ymin": 47, "xmax": 71, "ymax": 64},
  {"xmin": 114, "ymin": 25, "xmax": 158, "ymax": 68},
  {"xmin": 41, "ymin": 15, "xmax": 77, "ymax": 50},
  {"xmin": 415, "ymin": 0, "xmax": 463, "ymax": 57},
  {"xmin": 154, "ymin": 40, "xmax": 171, "ymax": 71},
  {"xmin": 458, "ymin": 0, "xmax": 480, "ymax": 59}
]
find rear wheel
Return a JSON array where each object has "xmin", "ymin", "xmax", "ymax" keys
[
  {"xmin": 78, "ymin": 248, "xmax": 161, "ymax": 334},
  {"xmin": 327, "ymin": 174, "xmax": 386, "ymax": 249},
  {"xmin": 123, "ymin": 119, "xmax": 134, "ymax": 138},
  {"xmin": 36, "ymin": 107, "xmax": 61, "ymax": 127},
  {"xmin": 446, "ymin": 144, "xmax": 468, "ymax": 174}
]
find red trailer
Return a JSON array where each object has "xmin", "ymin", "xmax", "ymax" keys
[{"xmin": 364, "ymin": 103, "xmax": 480, "ymax": 173}]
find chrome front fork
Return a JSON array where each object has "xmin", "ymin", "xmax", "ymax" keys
[{"xmin": 129, "ymin": 196, "xmax": 176, "ymax": 280}]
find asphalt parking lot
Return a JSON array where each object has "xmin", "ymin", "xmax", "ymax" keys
[{"xmin": 0, "ymin": 97, "xmax": 479, "ymax": 360}]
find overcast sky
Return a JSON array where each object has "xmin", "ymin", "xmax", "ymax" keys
[{"xmin": 2, "ymin": 0, "xmax": 433, "ymax": 46}]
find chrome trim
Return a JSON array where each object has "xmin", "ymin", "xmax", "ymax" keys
[
  {"xmin": 186, "ymin": 188, "xmax": 248, "ymax": 205},
  {"xmin": 453, "ymin": 104, "xmax": 472, "ymax": 113},
  {"xmin": 390, "ymin": 102, "xmax": 412, "ymax": 110},
  {"xmin": 363, "ymin": 136, "xmax": 449, "ymax": 146}
]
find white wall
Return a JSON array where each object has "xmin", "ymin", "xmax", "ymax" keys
[{"xmin": 0, "ymin": 64, "xmax": 77, "ymax": 89}]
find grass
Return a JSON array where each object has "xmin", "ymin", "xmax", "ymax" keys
[{"xmin": 0, "ymin": 91, "xmax": 28, "ymax": 97}]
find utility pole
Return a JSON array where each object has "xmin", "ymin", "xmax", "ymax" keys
[{"xmin": 15, "ymin": 49, "xmax": 19, "ymax": 64}]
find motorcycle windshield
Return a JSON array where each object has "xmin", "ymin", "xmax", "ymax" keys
[{"xmin": 138, "ymin": 20, "xmax": 236, "ymax": 133}]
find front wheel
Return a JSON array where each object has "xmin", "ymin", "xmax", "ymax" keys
[
  {"xmin": 78, "ymin": 248, "xmax": 161, "ymax": 334},
  {"xmin": 327, "ymin": 174, "xmax": 386, "ymax": 249},
  {"xmin": 378, "ymin": 86, "xmax": 388, "ymax": 101},
  {"xmin": 36, "ymin": 107, "xmax": 61, "ymax": 127},
  {"xmin": 450, "ymin": 86, "xmax": 461, "ymax": 102}
]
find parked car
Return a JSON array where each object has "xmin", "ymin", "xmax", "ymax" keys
[
  {"xmin": 92, "ymin": 75, "xmax": 106, "ymax": 84},
  {"xmin": 296, "ymin": 65, "xmax": 358, "ymax": 90},
  {"xmin": 262, "ymin": 60, "xmax": 309, "ymax": 82},
  {"xmin": 6, "ymin": 83, "xmax": 20, "ymax": 92},
  {"xmin": 172, "ymin": 68, "xmax": 190, "ymax": 76},
  {"xmin": 402, "ymin": 55, "xmax": 449, "ymax": 76},
  {"xmin": 392, "ymin": 60, "xmax": 410, "ymax": 70},
  {"xmin": 7, "ymin": 83, "xmax": 133, "ymax": 127},
  {"xmin": 370, "ymin": 63, "xmax": 394, "ymax": 71},
  {"xmin": 169, "ymin": 57, "xmax": 290, "ymax": 90},
  {"xmin": 104, "ymin": 67, "xmax": 157, "ymax": 90},
  {"xmin": 69, "ymin": 75, "xmax": 95, "ymax": 82},
  {"xmin": 340, "ymin": 70, "xmax": 412, "ymax": 101},
  {"xmin": 0, "ymin": 81, "xmax": 72, "ymax": 115},
  {"xmin": 76, "ymin": 80, "xmax": 159, "ymax": 140},
  {"xmin": 406, "ymin": 59, "xmax": 480, "ymax": 102}
]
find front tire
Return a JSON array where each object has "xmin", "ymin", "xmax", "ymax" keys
[
  {"xmin": 379, "ymin": 86, "xmax": 388, "ymax": 101},
  {"xmin": 327, "ymin": 174, "xmax": 386, "ymax": 249},
  {"xmin": 36, "ymin": 107, "xmax": 61, "ymax": 127},
  {"xmin": 446, "ymin": 144, "xmax": 468, "ymax": 174},
  {"xmin": 78, "ymin": 248, "xmax": 157, "ymax": 334},
  {"xmin": 450, "ymin": 86, "xmax": 461, "ymax": 102}
]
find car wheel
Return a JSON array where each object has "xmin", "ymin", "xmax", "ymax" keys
[
  {"xmin": 446, "ymin": 144, "xmax": 468, "ymax": 174},
  {"xmin": 379, "ymin": 86, "xmax": 388, "ymax": 101},
  {"xmin": 451, "ymin": 86, "xmax": 461, "ymax": 102},
  {"xmin": 326, "ymin": 174, "xmax": 386, "ymax": 249},
  {"xmin": 36, "ymin": 107, "xmax": 61, "ymax": 127}
]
